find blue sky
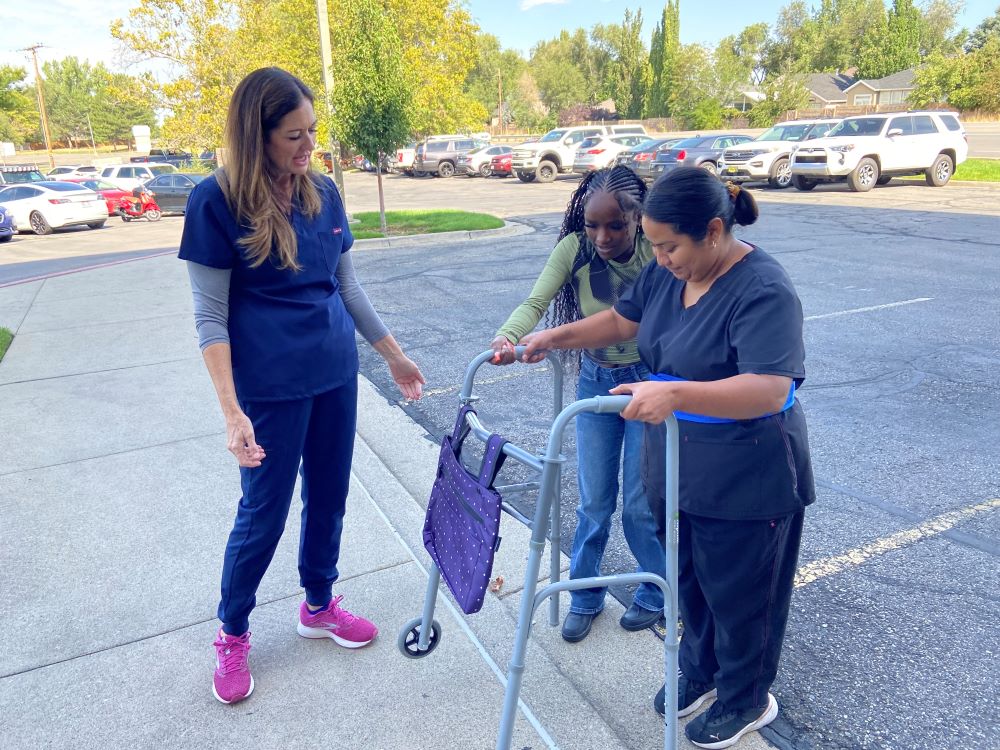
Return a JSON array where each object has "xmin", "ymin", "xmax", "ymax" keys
[{"xmin": 2, "ymin": 0, "xmax": 998, "ymax": 77}]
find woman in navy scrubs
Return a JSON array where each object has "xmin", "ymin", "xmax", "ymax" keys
[
  {"xmin": 179, "ymin": 68, "xmax": 425, "ymax": 705},
  {"xmin": 521, "ymin": 167, "xmax": 814, "ymax": 749}
]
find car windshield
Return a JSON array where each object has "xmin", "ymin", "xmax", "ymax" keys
[
  {"xmin": 757, "ymin": 124, "xmax": 812, "ymax": 142},
  {"xmin": 539, "ymin": 129, "xmax": 567, "ymax": 143},
  {"xmin": 828, "ymin": 118, "xmax": 885, "ymax": 137},
  {"xmin": 2, "ymin": 170, "xmax": 43, "ymax": 183},
  {"xmin": 805, "ymin": 122, "xmax": 837, "ymax": 139}
]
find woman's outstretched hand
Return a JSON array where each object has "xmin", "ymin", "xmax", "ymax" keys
[
  {"xmin": 388, "ymin": 354, "xmax": 426, "ymax": 400},
  {"xmin": 490, "ymin": 335, "xmax": 517, "ymax": 365}
]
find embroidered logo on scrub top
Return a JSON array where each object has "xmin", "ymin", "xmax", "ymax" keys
[{"xmin": 332, "ymin": 227, "xmax": 342, "ymax": 235}]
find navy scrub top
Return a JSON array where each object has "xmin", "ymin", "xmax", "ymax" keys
[
  {"xmin": 178, "ymin": 174, "xmax": 358, "ymax": 402},
  {"xmin": 615, "ymin": 247, "xmax": 815, "ymax": 520}
]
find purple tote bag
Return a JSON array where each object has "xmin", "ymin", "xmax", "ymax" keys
[{"xmin": 422, "ymin": 405, "xmax": 507, "ymax": 615}]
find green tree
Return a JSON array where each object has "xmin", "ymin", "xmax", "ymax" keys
[
  {"xmin": 333, "ymin": 0, "xmax": 411, "ymax": 233},
  {"xmin": 529, "ymin": 30, "xmax": 592, "ymax": 113},
  {"xmin": 912, "ymin": 36, "xmax": 1000, "ymax": 110},
  {"xmin": 748, "ymin": 66, "xmax": 810, "ymax": 127},
  {"xmin": 919, "ymin": 0, "xmax": 965, "ymax": 55},
  {"xmin": 40, "ymin": 57, "xmax": 96, "ymax": 147},
  {"xmin": 0, "ymin": 66, "xmax": 37, "ymax": 145},
  {"xmin": 965, "ymin": 4, "xmax": 1000, "ymax": 51},
  {"xmin": 591, "ymin": 8, "xmax": 651, "ymax": 118},
  {"xmin": 90, "ymin": 67, "xmax": 158, "ymax": 148},
  {"xmin": 669, "ymin": 44, "xmax": 719, "ymax": 128},
  {"xmin": 856, "ymin": 0, "xmax": 922, "ymax": 78},
  {"xmin": 647, "ymin": 0, "xmax": 680, "ymax": 116},
  {"xmin": 464, "ymin": 33, "xmax": 527, "ymax": 129}
]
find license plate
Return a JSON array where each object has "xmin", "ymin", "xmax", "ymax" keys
[{"xmin": 726, "ymin": 166, "xmax": 738, "ymax": 174}]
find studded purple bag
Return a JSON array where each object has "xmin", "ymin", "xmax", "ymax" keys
[{"xmin": 422, "ymin": 405, "xmax": 508, "ymax": 615}]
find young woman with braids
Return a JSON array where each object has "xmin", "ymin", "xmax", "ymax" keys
[
  {"xmin": 490, "ymin": 165, "xmax": 665, "ymax": 643},
  {"xmin": 520, "ymin": 167, "xmax": 814, "ymax": 749}
]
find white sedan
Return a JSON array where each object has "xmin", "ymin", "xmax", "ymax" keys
[
  {"xmin": 0, "ymin": 181, "xmax": 108, "ymax": 235},
  {"xmin": 572, "ymin": 135, "xmax": 650, "ymax": 175}
]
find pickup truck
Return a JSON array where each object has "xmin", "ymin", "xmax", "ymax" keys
[
  {"xmin": 510, "ymin": 124, "xmax": 647, "ymax": 183},
  {"xmin": 130, "ymin": 149, "xmax": 193, "ymax": 168}
]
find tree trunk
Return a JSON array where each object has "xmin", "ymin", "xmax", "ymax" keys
[{"xmin": 377, "ymin": 163, "xmax": 387, "ymax": 236}]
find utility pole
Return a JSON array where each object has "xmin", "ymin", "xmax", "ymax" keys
[
  {"xmin": 22, "ymin": 44, "xmax": 55, "ymax": 170},
  {"xmin": 315, "ymin": 0, "xmax": 348, "ymax": 213},
  {"xmin": 497, "ymin": 68, "xmax": 503, "ymax": 136}
]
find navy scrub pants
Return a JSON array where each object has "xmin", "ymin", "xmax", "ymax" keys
[
  {"xmin": 674, "ymin": 509, "xmax": 804, "ymax": 711},
  {"xmin": 218, "ymin": 377, "xmax": 358, "ymax": 636}
]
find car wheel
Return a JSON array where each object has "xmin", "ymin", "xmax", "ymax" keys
[
  {"xmin": 768, "ymin": 158, "xmax": 792, "ymax": 189},
  {"xmin": 876, "ymin": 175, "xmax": 893, "ymax": 186},
  {"xmin": 536, "ymin": 160, "xmax": 557, "ymax": 183},
  {"xmin": 0, "ymin": 235, "xmax": 11, "ymax": 243},
  {"xmin": 517, "ymin": 171, "xmax": 536, "ymax": 183},
  {"xmin": 29, "ymin": 211, "xmax": 53, "ymax": 235},
  {"xmin": 791, "ymin": 175, "xmax": 817, "ymax": 191},
  {"xmin": 847, "ymin": 157, "xmax": 879, "ymax": 192},
  {"xmin": 478, "ymin": 163, "xmax": 491, "ymax": 178},
  {"xmin": 925, "ymin": 153, "xmax": 954, "ymax": 187},
  {"xmin": 87, "ymin": 221, "xmax": 106, "ymax": 229},
  {"xmin": 438, "ymin": 161, "xmax": 455, "ymax": 178},
  {"xmin": 700, "ymin": 161, "xmax": 718, "ymax": 176}
]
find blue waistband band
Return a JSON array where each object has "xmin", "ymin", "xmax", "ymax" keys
[{"xmin": 649, "ymin": 373, "xmax": 795, "ymax": 423}]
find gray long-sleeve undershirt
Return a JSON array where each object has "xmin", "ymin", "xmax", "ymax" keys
[{"xmin": 186, "ymin": 251, "xmax": 390, "ymax": 351}]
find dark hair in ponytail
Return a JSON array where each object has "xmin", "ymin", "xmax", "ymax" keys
[
  {"xmin": 644, "ymin": 167, "xmax": 758, "ymax": 241},
  {"xmin": 548, "ymin": 165, "xmax": 647, "ymax": 328}
]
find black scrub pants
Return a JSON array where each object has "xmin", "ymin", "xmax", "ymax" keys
[
  {"xmin": 650, "ymin": 488, "xmax": 804, "ymax": 711},
  {"xmin": 218, "ymin": 377, "xmax": 358, "ymax": 636}
]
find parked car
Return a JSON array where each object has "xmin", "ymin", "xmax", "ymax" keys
[
  {"xmin": 790, "ymin": 111, "xmax": 968, "ymax": 191},
  {"xmin": 0, "ymin": 205, "xmax": 16, "ymax": 242},
  {"xmin": 46, "ymin": 165, "xmax": 82, "ymax": 178},
  {"xmin": 0, "ymin": 181, "xmax": 107, "ymax": 235},
  {"xmin": 489, "ymin": 151, "xmax": 513, "ymax": 177},
  {"xmin": 0, "ymin": 165, "xmax": 44, "ymax": 186},
  {"xmin": 718, "ymin": 119, "xmax": 840, "ymax": 189},
  {"xmin": 510, "ymin": 124, "xmax": 648, "ymax": 183},
  {"xmin": 412, "ymin": 136, "xmax": 488, "ymax": 177},
  {"xmin": 143, "ymin": 172, "xmax": 207, "ymax": 214},
  {"xmin": 647, "ymin": 134, "xmax": 754, "ymax": 180},
  {"xmin": 130, "ymin": 148, "xmax": 194, "ymax": 168},
  {"xmin": 390, "ymin": 143, "xmax": 418, "ymax": 174},
  {"xmin": 572, "ymin": 134, "xmax": 649, "ymax": 175},
  {"xmin": 99, "ymin": 163, "xmax": 177, "ymax": 191},
  {"xmin": 456, "ymin": 144, "xmax": 514, "ymax": 177},
  {"xmin": 61, "ymin": 178, "xmax": 130, "ymax": 215},
  {"xmin": 614, "ymin": 137, "xmax": 683, "ymax": 172},
  {"xmin": 196, "ymin": 150, "xmax": 218, "ymax": 169}
]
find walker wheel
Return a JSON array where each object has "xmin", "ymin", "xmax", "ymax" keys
[{"xmin": 398, "ymin": 617, "xmax": 442, "ymax": 658}]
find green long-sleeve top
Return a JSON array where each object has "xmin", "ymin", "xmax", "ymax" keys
[{"xmin": 496, "ymin": 230, "xmax": 653, "ymax": 366}]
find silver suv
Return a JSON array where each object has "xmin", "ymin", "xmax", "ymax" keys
[
  {"xmin": 719, "ymin": 118, "xmax": 840, "ymax": 189},
  {"xmin": 790, "ymin": 111, "xmax": 968, "ymax": 192},
  {"xmin": 412, "ymin": 137, "xmax": 488, "ymax": 178}
]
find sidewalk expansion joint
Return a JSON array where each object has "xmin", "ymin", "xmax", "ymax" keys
[{"xmin": 0, "ymin": 355, "xmax": 201, "ymax": 388}]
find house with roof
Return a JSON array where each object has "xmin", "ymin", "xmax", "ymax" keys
[{"xmin": 805, "ymin": 68, "xmax": 917, "ymax": 110}]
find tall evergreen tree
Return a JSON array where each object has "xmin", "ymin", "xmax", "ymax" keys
[{"xmin": 647, "ymin": 1, "xmax": 679, "ymax": 117}]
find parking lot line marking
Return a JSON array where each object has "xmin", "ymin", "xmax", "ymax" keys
[
  {"xmin": 805, "ymin": 297, "xmax": 933, "ymax": 321},
  {"xmin": 420, "ymin": 365, "xmax": 552, "ymax": 399},
  {"xmin": 794, "ymin": 497, "xmax": 1000, "ymax": 588}
]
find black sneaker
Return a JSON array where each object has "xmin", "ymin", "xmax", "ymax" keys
[
  {"xmin": 685, "ymin": 693, "xmax": 778, "ymax": 749},
  {"xmin": 653, "ymin": 674, "xmax": 717, "ymax": 716},
  {"xmin": 560, "ymin": 610, "xmax": 599, "ymax": 643},
  {"xmin": 619, "ymin": 602, "xmax": 663, "ymax": 631}
]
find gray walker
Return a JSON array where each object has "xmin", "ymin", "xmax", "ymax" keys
[{"xmin": 397, "ymin": 348, "xmax": 681, "ymax": 750}]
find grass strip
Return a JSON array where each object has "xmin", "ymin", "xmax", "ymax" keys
[
  {"xmin": 351, "ymin": 210, "xmax": 504, "ymax": 240},
  {"xmin": 0, "ymin": 327, "xmax": 12, "ymax": 363},
  {"xmin": 953, "ymin": 158, "xmax": 1000, "ymax": 182}
]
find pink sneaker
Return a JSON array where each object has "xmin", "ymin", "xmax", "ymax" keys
[
  {"xmin": 296, "ymin": 595, "xmax": 378, "ymax": 648},
  {"xmin": 212, "ymin": 629, "xmax": 254, "ymax": 704}
]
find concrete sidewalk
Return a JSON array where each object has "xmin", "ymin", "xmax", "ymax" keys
[{"xmin": 0, "ymin": 254, "xmax": 772, "ymax": 749}]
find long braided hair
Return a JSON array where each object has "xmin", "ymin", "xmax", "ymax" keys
[{"xmin": 545, "ymin": 165, "xmax": 648, "ymax": 332}]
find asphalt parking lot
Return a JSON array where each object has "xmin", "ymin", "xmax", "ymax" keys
[{"xmin": 2, "ymin": 171, "xmax": 998, "ymax": 750}]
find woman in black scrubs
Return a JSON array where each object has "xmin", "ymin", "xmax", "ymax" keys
[{"xmin": 521, "ymin": 167, "xmax": 814, "ymax": 749}]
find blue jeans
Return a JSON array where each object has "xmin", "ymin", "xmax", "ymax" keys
[{"xmin": 569, "ymin": 356, "xmax": 665, "ymax": 615}]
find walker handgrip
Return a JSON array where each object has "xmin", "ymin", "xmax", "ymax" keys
[{"xmin": 591, "ymin": 394, "xmax": 632, "ymax": 414}]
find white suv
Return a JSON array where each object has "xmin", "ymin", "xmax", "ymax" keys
[
  {"xmin": 790, "ymin": 111, "xmax": 967, "ymax": 192},
  {"xmin": 511, "ymin": 124, "xmax": 648, "ymax": 183},
  {"xmin": 99, "ymin": 163, "xmax": 178, "ymax": 191},
  {"xmin": 719, "ymin": 118, "xmax": 840, "ymax": 189}
]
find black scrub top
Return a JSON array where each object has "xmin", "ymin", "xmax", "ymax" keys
[
  {"xmin": 615, "ymin": 247, "xmax": 815, "ymax": 520},
  {"xmin": 178, "ymin": 174, "xmax": 358, "ymax": 402}
]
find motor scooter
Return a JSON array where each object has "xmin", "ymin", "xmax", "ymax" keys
[{"xmin": 117, "ymin": 188, "xmax": 162, "ymax": 222}]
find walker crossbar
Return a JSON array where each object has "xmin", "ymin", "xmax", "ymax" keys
[{"xmin": 397, "ymin": 350, "xmax": 681, "ymax": 750}]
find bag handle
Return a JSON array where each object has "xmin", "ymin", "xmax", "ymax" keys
[
  {"xmin": 477, "ymin": 433, "xmax": 508, "ymax": 487},
  {"xmin": 450, "ymin": 404, "xmax": 476, "ymax": 444}
]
